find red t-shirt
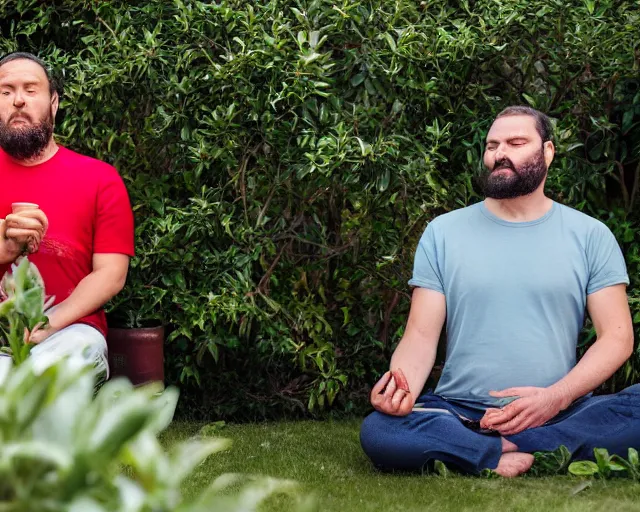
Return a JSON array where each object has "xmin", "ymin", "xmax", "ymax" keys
[{"xmin": 0, "ymin": 145, "xmax": 135, "ymax": 337}]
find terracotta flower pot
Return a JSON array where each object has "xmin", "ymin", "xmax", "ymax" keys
[{"xmin": 106, "ymin": 325, "xmax": 165, "ymax": 386}]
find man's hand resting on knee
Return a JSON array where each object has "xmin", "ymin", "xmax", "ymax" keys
[
  {"xmin": 370, "ymin": 369, "xmax": 414, "ymax": 416},
  {"xmin": 479, "ymin": 385, "xmax": 572, "ymax": 436}
]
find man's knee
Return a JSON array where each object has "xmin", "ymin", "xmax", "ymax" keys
[
  {"xmin": 360, "ymin": 410, "xmax": 445, "ymax": 471},
  {"xmin": 360, "ymin": 412, "xmax": 388, "ymax": 459},
  {"xmin": 32, "ymin": 324, "xmax": 105, "ymax": 352},
  {"xmin": 619, "ymin": 384, "xmax": 640, "ymax": 396},
  {"xmin": 29, "ymin": 324, "xmax": 108, "ymax": 376},
  {"xmin": 360, "ymin": 411, "xmax": 407, "ymax": 469}
]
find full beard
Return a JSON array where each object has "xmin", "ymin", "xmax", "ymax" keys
[
  {"xmin": 0, "ymin": 111, "xmax": 54, "ymax": 161},
  {"xmin": 479, "ymin": 149, "xmax": 547, "ymax": 199}
]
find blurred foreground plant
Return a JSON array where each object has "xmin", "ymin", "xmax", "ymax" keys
[
  {"xmin": 0, "ymin": 257, "xmax": 54, "ymax": 365},
  {"xmin": 0, "ymin": 259, "xmax": 311, "ymax": 511},
  {"xmin": 0, "ymin": 358, "xmax": 310, "ymax": 511}
]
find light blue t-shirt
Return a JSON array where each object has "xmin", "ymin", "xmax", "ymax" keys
[{"xmin": 409, "ymin": 201, "xmax": 629, "ymax": 409}]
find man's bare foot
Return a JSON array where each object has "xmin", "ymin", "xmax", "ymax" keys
[
  {"xmin": 501, "ymin": 437, "xmax": 518, "ymax": 453},
  {"xmin": 494, "ymin": 452, "xmax": 534, "ymax": 478}
]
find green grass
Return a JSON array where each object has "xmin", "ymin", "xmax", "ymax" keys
[{"xmin": 161, "ymin": 420, "xmax": 640, "ymax": 512}]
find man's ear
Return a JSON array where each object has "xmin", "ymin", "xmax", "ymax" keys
[
  {"xmin": 544, "ymin": 140, "xmax": 555, "ymax": 168},
  {"xmin": 50, "ymin": 90, "xmax": 59, "ymax": 120}
]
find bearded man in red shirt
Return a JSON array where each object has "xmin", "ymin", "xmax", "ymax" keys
[{"xmin": 0, "ymin": 52, "xmax": 134, "ymax": 380}]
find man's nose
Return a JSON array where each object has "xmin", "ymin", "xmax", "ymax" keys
[
  {"xmin": 494, "ymin": 144, "xmax": 506, "ymax": 162},
  {"xmin": 13, "ymin": 91, "xmax": 25, "ymax": 107}
]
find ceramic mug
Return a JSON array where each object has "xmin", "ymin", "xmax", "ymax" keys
[{"xmin": 9, "ymin": 202, "xmax": 40, "ymax": 254}]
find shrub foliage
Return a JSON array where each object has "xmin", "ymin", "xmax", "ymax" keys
[{"xmin": 1, "ymin": 0, "xmax": 639, "ymax": 419}]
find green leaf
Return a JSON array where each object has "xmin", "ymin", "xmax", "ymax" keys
[
  {"xmin": 290, "ymin": 7, "xmax": 306, "ymax": 23},
  {"xmin": 84, "ymin": 396, "xmax": 153, "ymax": 461},
  {"xmin": 174, "ymin": 271, "xmax": 186, "ymax": 290},
  {"xmin": 355, "ymin": 137, "xmax": 372, "ymax": 156},
  {"xmin": 381, "ymin": 32, "xmax": 396, "ymax": 52},
  {"xmin": 522, "ymin": 93, "xmax": 537, "ymax": 108},
  {"xmin": 340, "ymin": 307, "xmax": 350, "ymax": 326},
  {"xmin": 377, "ymin": 169, "xmax": 391, "ymax": 192},
  {"xmin": 568, "ymin": 460, "xmax": 599, "ymax": 476},
  {"xmin": 594, "ymin": 448, "xmax": 611, "ymax": 476},
  {"xmin": 609, "ymin": 460, "xmax": 628, "ymax": 472},
  {"xmin": 113, "ymin": 476, "xmax": 146, "ymax": 512},
  {"xmin": 350, "ymin": 73, "xmax": 366, "ymax": 87},
  {"xmin": 300, "ymin": 51, "xmax": 322, "ymax": 66},
  {"xmin": 1, "ymin": 441, "xmax": 73, "ymax": 470},
  {"xmin": 531, "ymin": 445, "xmax": 572, "ymax": 476},
  {"xmin": 80, "ymin": 35, "xmax": 96, "ymax": 45},
  {"xmin": 621, "ymin": 110, "xmax": 634, "ymax": 134},
  {"xmin": 584, "ymin": 0, "xmax": 595, "ymax": 14},
  {"xmin": 565, "ymin": 143, "xmax": 584, "ymax": 152}
]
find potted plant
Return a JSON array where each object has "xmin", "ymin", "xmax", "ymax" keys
[{"xmin": 105, "ymin": 270, "xmax": 167, "ymax": 387}]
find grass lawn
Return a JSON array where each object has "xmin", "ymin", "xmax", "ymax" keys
[{"xmin": 161, "ymin": 420, "xmax": 640, "ymax": 512}]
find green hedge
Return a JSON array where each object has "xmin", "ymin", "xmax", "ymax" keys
[{"xmin": 1, "ymin": 0, "xmax": 639, "ymax": 419}]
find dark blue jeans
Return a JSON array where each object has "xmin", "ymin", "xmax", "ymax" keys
[{"xmin": 360, "ymin": 384, "xmax": 640, "ymax": 475}]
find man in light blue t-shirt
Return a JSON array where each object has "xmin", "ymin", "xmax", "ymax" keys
[{"xmin": 360, "ymin": 106, "xmax": 639, "ymax": 477}]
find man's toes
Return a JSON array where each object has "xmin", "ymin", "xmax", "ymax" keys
[
  {"xmin": 494, "ymin": 452, "xmax": 535, "ymax": 478},
  {"xmin": 517, "ymin": 453, "xmax": 535, "ymax": 471}
]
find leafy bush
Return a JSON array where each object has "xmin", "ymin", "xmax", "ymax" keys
[{"xmin": 0, "ymin": 0, "xmax": 638, "ymax": 418}]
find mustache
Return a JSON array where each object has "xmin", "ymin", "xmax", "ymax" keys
[
  {"xmin": 9, "ymin": 113, "xmax": 32, "ymax": 123},
  {"xmin": 492, "ymin": 158, "xmax": 516, "ymax": 172}
]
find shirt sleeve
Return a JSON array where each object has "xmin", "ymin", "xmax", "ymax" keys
[
  {"xmin": 586, "ymin": 221, "xmax": 629, "ymax": 295},
  {"xmin": 93, "ymin": 166, "xmax": 135, "ymax": 256},
  {"xmin": 407, "ymin": 222, "xmax": 445, "ymax": 294}
]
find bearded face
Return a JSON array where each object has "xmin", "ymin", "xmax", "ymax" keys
[
  {"xmin": 0, "ymin": 58, "xmax": 57, "ymax": 161},
  {"xmin": 0, "ymin": 109, "xmax": 54, "ymax": 160},
  {"xmin": 479, "ymin": 148, "xmax": 547, "ymax": 199},
  {"xmin": 481, "ymin": 115, "xmax": 551, "ymax": 199}
]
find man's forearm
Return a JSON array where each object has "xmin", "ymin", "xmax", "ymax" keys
[
  {"xmin": 390, "ymin": 333, "xmax": 438, "ymax": 397},
  {"xmin": 548, "ymin": 335, "xmax": 633, "ymax": 407},
  {"xmin": 47, "ymin": 268, "xmax": 126, "ymax": 330}
]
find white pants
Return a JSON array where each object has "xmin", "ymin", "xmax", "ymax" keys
[{"xmin": 1, "ymin": 323, "xmax": 109, "ymax": 382}]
